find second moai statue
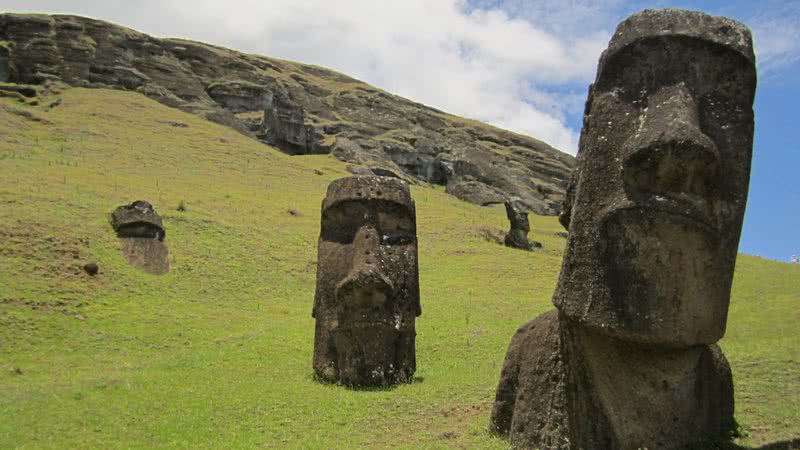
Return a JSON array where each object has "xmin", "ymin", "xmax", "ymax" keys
[
  {"xmin": 504, "ymin": 198, "xmax": 539, "ymax": 250},
  {"xmin": 312, "ymin": 176, "xmax": 421, "ymax": 386},
  {"xmin": 490, "ymin": 9, "xmax": 757, "ymax": 450}
]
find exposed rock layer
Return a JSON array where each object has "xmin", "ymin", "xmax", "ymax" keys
[{"xmin": 0, "ymin": 13, "xmax": 575, "ymax": 214}]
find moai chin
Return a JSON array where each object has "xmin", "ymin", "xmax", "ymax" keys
[
  {"xmin": 491, "ymin": 9, "xmax": 756, "ymax": 449},
  {"xmin": 312, "ymin": 176, "xmax": 421, "ymax": 386}
]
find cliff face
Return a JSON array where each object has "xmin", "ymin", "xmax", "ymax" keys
[{"xmin": 0, "ymin": 13, "xmax": 575, "ymax": 214}]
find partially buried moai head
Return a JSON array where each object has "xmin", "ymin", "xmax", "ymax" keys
[
  {"xmin": 555, "ymin": 9, "xmax": 757, "ymax": 347},
  {"xmin": 111, "ymin": 200, "xmax": 165, "ymax": 241},
  {"xmin": 313, "ymin": 176, "xmax": 420, "ymax": 386}
]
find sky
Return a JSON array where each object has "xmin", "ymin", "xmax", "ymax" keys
[{"xmin": 2, "ymin": 0, "xmax": 798, "ymax": 262}]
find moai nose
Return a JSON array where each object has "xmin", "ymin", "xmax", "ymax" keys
[
  {"xmin": 336, "ymin": 225, "xmax": 394, "ymax": 310},
  {"xmin": 623, "ymin": 83, "xmax": 720, "ymax": 198}
]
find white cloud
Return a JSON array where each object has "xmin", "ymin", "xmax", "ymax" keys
[
  {"xmin": 3, "ymin": 1, "xmax": 798, "ymax": 155},
  {"xmin": 159, "ymin": 0, "xmax": 604, "ymax": 152},
  {"xmin": 3, "ymin": 0, "xmax": 611, "ymax": 153},
  {"xmin": 752, "ymin": 10, "xmax": 800, "ymax": 75}
]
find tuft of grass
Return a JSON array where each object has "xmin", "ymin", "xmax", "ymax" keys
[{"xmin": 0, "ymin": 87, "xmax": 797, "ymax": 448}]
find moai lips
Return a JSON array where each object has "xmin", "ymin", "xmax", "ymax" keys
[
  {"xmin": 491, "ymin": 9, "xmax": 756, "ymax": 449},
  {"xmin": 312, "ymin": 176, "xmax": 420, "ymax": 386}
]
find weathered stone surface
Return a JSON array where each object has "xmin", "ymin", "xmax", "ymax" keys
[
  {"xmin": 0, "ymin": 83, "xmax": 36, "ymax": 97},
  {"xmin": 556, "ymin": 8, "xmax": 756, "ymax": 347},
  {"xmin": 0, "ymin": 13, "xmax": 575, "ymax": 215},
  {"xmin": 111, "ymin": 200, "xmax": 165, "ymax": 241},
  {"xmin": 82, "ymin": 262, "xmax": 99, "ymax": 276},
  {"xmin": 503, "ymin": 199, "xmax": 537, "ymax": 250},
  {"xmin": 206, "ymin": 79, "xmax": 269, "ymax": 113},
  {"xmin": 490, "ymin": 310, "xmax": 570, "ymax": 449},
  {"xmin": 313, "ymin": 176, "xmax": 420, "ymax": 386},
  {"xmin": 119, "ymin": 238, "xmax": 170, "ymax": 275},
  {"xmin": 445, "ymin": 179, "xmax": 506, "ymax": 206},
  {"xmin": 491, "ymin": 9, "xmax": 755, "ymax": 449},
  {"xmin": 261, "ymin": 88, "xmax": 327, "ymax": 155},
  {"xmin": 0, "ymin": 45, "xmax": 9, "ymax": 82},
  {"xmin": 111, "ymin": 201, "xmax": 170, "ymax": 274},
  {"xmin": 492, "ymin": 311, "xmax": 735, "ymax": 450}
]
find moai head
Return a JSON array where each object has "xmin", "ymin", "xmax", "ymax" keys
[
  {"xmin": 505, "ymin": 199, "xmax": 530, "ymax": 234},
  {"xmin": 554, "ymin": 9, "xmax": 756, "ymax": 347},
  {"xmin": 313, "ymin": 176, "xmax": 420, "ymax": 385},
  {"xmin": 111, "ymin": 200, "xmax": 165, "ymax": 241},
  {"xmin": 504, "ymin": 199, "xmax": 533, "ymax": 250}
]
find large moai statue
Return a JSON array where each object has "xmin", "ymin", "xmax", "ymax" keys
[
  {"xmin": 111, "ymin": 200, "xmax": 170, "ymax": 274},
  {"xmin": 490, "ymin": 9, "xmax": 756, "ymax": 450},
  {"xmin": 313, "ymin": 176, "xmax": 421, "ymax": 386}
]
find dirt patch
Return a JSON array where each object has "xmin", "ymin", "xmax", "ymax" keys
[
  {"xmin": 0, "ymin": 226, "xmax": 91, "ymax": 278},
  {"xmin": 473, "ymin": 225, "xmax": 505, "ymax": 246},
  {"xmin": 362, "ymin": 399, "xmax": 493, "ymax": 448}
]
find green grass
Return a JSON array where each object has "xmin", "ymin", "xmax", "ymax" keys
[{"xmin": 0, "ymin": 87, "xmax": 797, "ymax": 449}]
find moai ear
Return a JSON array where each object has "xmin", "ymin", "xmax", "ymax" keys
[
  {"xmin": 558, "ymin": 170, "xmax": 577, "ymax": 230},
  {"xmin": 559, "ymin": 83, "xmax": 594, "ymax": 231}
]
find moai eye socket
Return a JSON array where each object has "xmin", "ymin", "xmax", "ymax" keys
[
  {"xmin": 321, "ymin": 201, "xmax": 369, "ymax": 244},
  {"xmin": 378, "ymin": 204, "xmax": 416, "ymax": 246}
]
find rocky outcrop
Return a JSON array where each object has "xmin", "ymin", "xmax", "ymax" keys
[
  {"xmin": 0, "ymin": 13, "xmax": 575, "ymax": 214},
  {"xmin": 0, "ymin": 44, "xmax": 10, "ymax": 82},
  {"xmin": 313, "ymin": 176, "xmax": 420, "ymax": 386}
]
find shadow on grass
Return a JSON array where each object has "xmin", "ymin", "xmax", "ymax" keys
[
  {"xmin": 720, "ymin": 438, "xmax": 800, "ymax": 450},
  {"xmin": 311, "ymin": 374, "xmax": 425, "ymax": 392}
]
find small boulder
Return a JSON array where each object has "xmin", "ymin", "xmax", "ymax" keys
[{"xmin": 83, "ymin": 262, "xmax": 99, "ymax": 276}]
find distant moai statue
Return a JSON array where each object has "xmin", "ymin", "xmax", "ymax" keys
[
  {"xmin": 313, "ymin": 176, "xmax": 421, "ymax": 386},
  {"xmin": 503, "ymin": 199, "xmax": 530, "ymax": 250},
  {"xmin": 111, "ymin": 200, "xmax": 170, "ymax": 274},
  {"xmin": 490, "ymin": 9, "xmax": 757, "ymax": 450}
]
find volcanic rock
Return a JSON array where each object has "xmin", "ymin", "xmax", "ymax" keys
[{"xmin": 0, "ymin": 13, "xmax": 575, "ymax": 215}]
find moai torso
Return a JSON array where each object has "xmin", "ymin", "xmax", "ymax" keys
[
  {"xmin": 312, "ymin": 176, "xmax": 420, "ymax": 386},
  {"xmin": 491, "ymin": 9, "xmax": 756, "ymax": 449}
]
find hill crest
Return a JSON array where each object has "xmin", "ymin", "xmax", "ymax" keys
[{"xmin": 0, "ymin": 12, "xmax": 575, "ymax": 215}]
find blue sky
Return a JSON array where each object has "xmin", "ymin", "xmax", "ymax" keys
[
  {"xmin": 463, "ymin": 0, "xmax": 800, "ymax": 261},
  {"xmin": 3, "ymin": 0, "xmax": 799, "ymax": 261},
  {"xmin": 467, "ymin": 0, "xmax": 800, "ymax": 262}
]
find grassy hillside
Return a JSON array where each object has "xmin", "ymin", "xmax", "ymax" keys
[{"xmin": 0, "ymin": 87, "xmax": 797, "ymax": 449}]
